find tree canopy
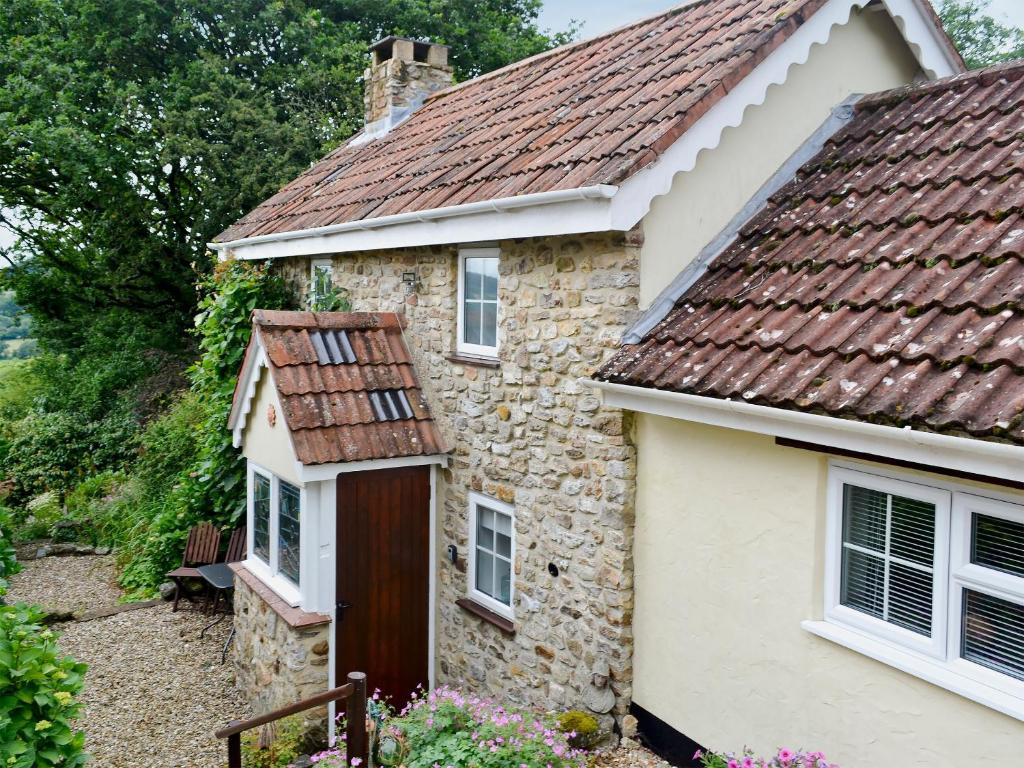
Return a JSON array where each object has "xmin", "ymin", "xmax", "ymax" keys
[
  {"xmin": 939, "ymin": 0, "xmax": 1024, "ymax": 70},
  {"xmin": 0, "ymin": 0, "xmax": 573, "ymax": 348}
]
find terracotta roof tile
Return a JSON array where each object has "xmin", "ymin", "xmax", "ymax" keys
[
  {"xmin": 238, "ymin": 310, "xmax": 447, "ymax": 464},
  {"xmin": 216, "ymin": 0, "xmax": 841, "ymax": 243},
  {"xmin": 595, "ymin": 61, "xmax": 1024, "ymax": 445}
]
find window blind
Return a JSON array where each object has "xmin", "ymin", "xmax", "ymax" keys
[
  {"xmin": 972, "ymin": 513, "xmax": 1024, "ymax": 578},
  {"xmin": 840, "ymin": 484, "xmax": 936, "ymax": 636},
  {"xmin": 962, "ymin": 589, "xmax": 1024, "ymax": 681}
]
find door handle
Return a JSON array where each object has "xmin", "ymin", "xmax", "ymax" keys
[{"xmin": 336, "ymin": 600, "xmax": 352, "ymax": 616}]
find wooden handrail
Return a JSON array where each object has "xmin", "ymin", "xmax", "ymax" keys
[
  {"xmin": 217, "ymin": 671, "xmax": 368, "ymax": 768},
  {"xmin": 215, "ymin": 682, "xmax": 355, "ymax": 738}
]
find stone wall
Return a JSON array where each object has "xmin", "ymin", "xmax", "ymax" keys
[
  {"xmin": 276, "ymin": 231, "xmax": 640, "ymax": 716},
  {"xmin": 232, "ymin": 570, "xmax": 330, "ymax": 722}
]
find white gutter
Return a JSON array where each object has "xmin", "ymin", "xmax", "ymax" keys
[
  {"xmin": 587, "ymin": 379, "xmax": 1024, "ymax": 483},
  {"xmin": 209, "ymin": 185, "xmax": 618, "ymax": 254}
]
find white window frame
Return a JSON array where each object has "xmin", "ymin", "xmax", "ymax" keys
[
  {"xmin": 825, "ymin": 465, "xmax": 951, "ymax": 659},
  {"xmin": 246, "ymin": 461, "xmax": 303, "ymax": 607},
  {"xmin": 456, "ymin": 247, "xmax": 500, "ymax": 358},
  {"xmin": 812, "ymin": 460, "xmax": 1024, "ymax": 720},
  {"xmin": 310, "ymin": 257, "xmax": 334, "ymax": 309},
  {"xmin": 467, "ymin": 491, "xmax": 515, "ymax": 620}
]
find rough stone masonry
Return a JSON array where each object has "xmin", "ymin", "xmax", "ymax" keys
[{"xmin": 273, "ymin": 231, "xmax": 640, "ymax": 717}]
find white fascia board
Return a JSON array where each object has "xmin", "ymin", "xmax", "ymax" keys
[
  {"xmin": 297, "ymin": 453, "xmax": 448, "ymax": 483},
  {"xmin": 212, "ymin": 187, "xmax": 617, "ymax": 261},
  {"xmin": 209, "ymin": 0, "xmax": 958, "ymax": 262},
  {"xmin": 606, "ymin": 0, "xmax": 960, "ymax": 230},
  {"xmin": 589, "ymin": 380, "xmax": 1024, "ymax": 483}
]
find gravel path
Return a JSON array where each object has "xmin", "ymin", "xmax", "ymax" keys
[
  {"xmin": 7, "ymin": 554, "xmax": 249, "ymax": 768},
  {"xmin": 593, "ymin": 739, "xmax": 678, "ymax": 768},
  {"xmin": 7, "ymin": 554, "xmax": 121, "ymax": 614}
]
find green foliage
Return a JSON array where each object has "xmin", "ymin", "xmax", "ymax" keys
[
  {"xmin": 121, "ymin": 260, "xmax": 295, "ymax": 593},
  {"xmin": 939, "ymin": 0, "xmax": 1024, "ymax": 69},
  {"xmin": 313, "ymin": 687, "xmax": 586, "ymax": 768},
  {"xmin": 0, "ymin": 311, "xmax": 190, "ymax": 510},
  {"xmin": 240, "ymin": 715, "xmax": 308, "ymax": 768},
  {"xmin": 0, "ymin": 604, "xmax": 88, "ymax": 767},
  {"xmin": 0, "ymin": 0, "xmax": 572, "ymax": 353},
  {"xmin": 557, "ymin": 710, "xmax": 602, "ymax": 751},
  {"xmin": 0, "ymin": 506, "xmax": 21, "ymax": 596}
]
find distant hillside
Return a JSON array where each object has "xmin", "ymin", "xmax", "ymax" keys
[{"xmin": 0, "ymin": 291, "xmax": 36, "ymax": 359}]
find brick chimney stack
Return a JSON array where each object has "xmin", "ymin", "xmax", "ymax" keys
[{"xmin": 363, "ymin": 37, "xmax": 452, "ymax": 134}]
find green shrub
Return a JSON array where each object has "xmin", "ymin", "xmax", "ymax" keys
[
  {"xmin": 240, "ymin": 715, "xmax": 307, "ymax": 768},
  {"xmin": 121, "ymin": 260, "xmax": 295, "ymax": 593},
  {"xmin": 0, "ymin": 603, "xmax": 88, "ymax": 767},
  {"xmin": 0, "ymin": 506, "xmax": 21, "ymax": 596},
  {"xmin": 14, "ymin": 491, "xmax": 63, "ymax": 542},
  {"xmin": 557, "ymin": 709, "xmax": 603, "ymax": 750}
]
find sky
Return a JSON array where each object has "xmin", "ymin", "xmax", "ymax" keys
[{"xmin": 539, "ymin": 0, "xmax": 1024, "ymax": 37}]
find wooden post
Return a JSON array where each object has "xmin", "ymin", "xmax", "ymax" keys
[
  {"xmin": 346, "ymin": 671, "xmax": 368, "ymax": 765},
  {"xmin": 227, "ymin": 731, "xmax": 242, "ymax": 768}
]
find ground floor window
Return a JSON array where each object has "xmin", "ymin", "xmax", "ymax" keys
[
  {"xmin": 825, "ymin": 464, "xmax": 1024, "ymax": 706},
  {"xmin": 468, "ymin": 492, "xmax": 514, "ymax": 619},
  {"xmin": 248, "ymin": 464, "xmax": 303, "ymax": 598}
]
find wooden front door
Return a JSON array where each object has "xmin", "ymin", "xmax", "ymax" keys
[{"xmin": 335, "ymin": 466, "xmax": 431, "ymax": 706}]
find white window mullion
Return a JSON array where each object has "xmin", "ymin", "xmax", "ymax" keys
[
  {"xmin": 269, "ymin": 476, "xmax": 280, "ymax": 576},
  {"xmin": 821, "ymin": 461, "xmax": 1024, "ymax": 715},
  {"xmin": 882, "ymin": 493, "xmax": 894, "ymax": 623}
]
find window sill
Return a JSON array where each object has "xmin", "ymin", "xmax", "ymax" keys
[
  {"xmin": 456, "ymin": 597, "xmax": 515, "ymax": 635},
  {"xmin": 231, "ymin": 563, "xmax": 330, "ymax": 628},
  {"xmin": 446, "ymin": 353, "xmax": 500, "ymax": 369},
  {"xmin": 802, "ymin": 620, "xmax": 1024, "ymax": 722},
  {"xmin": 239, "ymin": 558, "xmax": 302, "ymax": 609}
]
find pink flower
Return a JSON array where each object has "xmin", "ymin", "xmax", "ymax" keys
[
  {"xmin": 778, "ymin": 749, "xmax": 794, "ymax": 761},
  {"xmin": 728, "ymin": 761, "xmax": 739, "ymax": 768},
  {"xmin": 693, "ymin": 749, "xmax": 703, "ymax": 760}
]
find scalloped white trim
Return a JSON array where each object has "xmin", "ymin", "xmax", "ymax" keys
[
  {"xmin": 216, "ymin": 0, "xmax": 958, "ymax": 261},
  {"xmin": 230, "ymin": 342, "xmax": 269, "ymax": 448},
  {"xmin": 607, "ymin": 0, "xmax": 960, "ymax": 229}
]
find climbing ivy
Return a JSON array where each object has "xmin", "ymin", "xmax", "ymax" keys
[{"xmin": 120, "ymin": 260, "xmax": 296, "ymax": 593}]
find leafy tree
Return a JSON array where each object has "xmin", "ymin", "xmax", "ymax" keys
[
  {"xmin": 939, "ymin": 0, "xmax": 1024, "ymax": 69},
  {"xmin": 0, "ymin": 0, "xmax": 573, "ymax": 349}
]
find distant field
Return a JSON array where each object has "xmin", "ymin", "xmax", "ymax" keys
[
  {"xmin": 0, "ymin": 357, "xmax": 36, "ymax": 413},
  {"xmin": 0, "ymin": 338, "xmax": 37, "ymax": 360}
]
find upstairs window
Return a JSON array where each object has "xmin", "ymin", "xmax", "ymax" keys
[
  {"xmin": 457, "ymin": 247, "xmax": 499, "ymax": 358},
  {"xmin": 310, "ymin": 258, "xmax": 335, "ymax": 310},
  {"xmin": 823, "ymin": 464, "xmax": 1024, "ymax": 711}
]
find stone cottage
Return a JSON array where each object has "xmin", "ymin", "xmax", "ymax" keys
[{"xmin": 215, "ymin": 0, "xmax": 963, "ymax": 754}]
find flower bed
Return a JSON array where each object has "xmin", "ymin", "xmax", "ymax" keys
[
  {"xmin": 696, "ymin": 747, "xmax": 839, "ymax": 768},
  {"xmin": 310, "ymin": 686, "xmax": 586, "ymax": 768}
]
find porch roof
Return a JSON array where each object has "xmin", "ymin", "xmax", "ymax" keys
[{"xmin": 231, "ymin": 310, "xmax": 448, "ymax": 465}]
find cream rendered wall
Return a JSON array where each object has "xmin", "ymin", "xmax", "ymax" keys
[
  {"xmin": 242, "ymin": 366, "xmax": 301, "ymax": 485},
  {"xmin": 639, "ymin": 7, "xmax": 923, "ymax": 307},
  {"xmin": 633, "ymin": 414, "xmax": 1024, "ymax": 767}
]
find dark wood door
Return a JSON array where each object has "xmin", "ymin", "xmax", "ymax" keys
[{"xmin": 336, "ymin": 466, "xmax": 430, "ymax": 707}]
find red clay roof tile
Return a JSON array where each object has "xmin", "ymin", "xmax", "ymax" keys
[
  {"xmin": 216, "ymin": 0, "xmax": 841, "ymax": 243},
  {"xmin": 240, "ymin": 310, "xmax": 447, "ymax": 465},
  {"xmin": 595, "ymin": 61, "xmax": 1024, "ymax": 445}
]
